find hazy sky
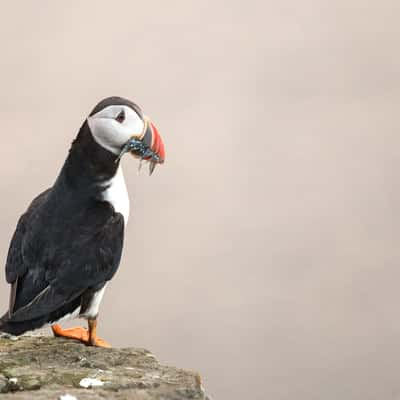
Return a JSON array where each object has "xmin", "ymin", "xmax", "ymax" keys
[{"xmin": 0, "ymin": 2, "xmax": 399, "ymax": 399}]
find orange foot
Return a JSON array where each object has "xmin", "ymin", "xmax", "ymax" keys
[{"xmin": 51, "ymin": 324, "xmax": 111, "ymax": 348}]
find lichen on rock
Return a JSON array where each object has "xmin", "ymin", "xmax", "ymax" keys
[{"xmin": 0, "ymin": 333, "xmax": 208, "ymax": 399}]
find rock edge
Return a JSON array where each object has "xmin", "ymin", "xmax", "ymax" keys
[{"xmin": 0, "ymin": 333, "xmax": 209, "ymax": 400}]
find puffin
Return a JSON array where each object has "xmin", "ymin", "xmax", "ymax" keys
[{"xmin": 0, "ymin": 96, "xmax": 165, "ymax": 347}]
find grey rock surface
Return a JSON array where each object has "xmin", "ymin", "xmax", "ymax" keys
[{"xmin": 0, "ymin": 333, "xmax": 208, "ymax": 399}]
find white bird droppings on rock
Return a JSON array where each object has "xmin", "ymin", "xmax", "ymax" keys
[
  {"xmin": 59, "ymin": 394, "xmax": 78, "ymax": 400},
  {"xmin": 79, "ymin": 377, "xmax": 104, "ymax": 388}
]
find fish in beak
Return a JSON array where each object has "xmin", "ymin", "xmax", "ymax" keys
[{"xmin": 116, "ymin": 117, "xmax": 165, "ymax": 175}]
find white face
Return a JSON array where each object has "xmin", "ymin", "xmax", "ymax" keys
[{"xmin": 87, "ymin": 105, "xmax": 145, "ymax": 154}]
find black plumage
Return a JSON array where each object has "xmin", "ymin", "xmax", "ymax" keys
[{"xmin": 0, "ymin": 105, "xmax": 129, "ymax": 335}]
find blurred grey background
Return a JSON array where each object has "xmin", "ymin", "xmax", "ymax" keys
[{"xmin": 0, "ymin": 1, "xmax": 399, "ymax": 399}]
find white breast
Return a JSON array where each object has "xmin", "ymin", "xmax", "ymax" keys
[{"xmin": 101, "ymin": 166, "xmax": 130, "ymax": 225}]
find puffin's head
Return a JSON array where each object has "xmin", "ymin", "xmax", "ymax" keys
[{"xmin": 87, "ymin": 96, "xmax": 165, "ymax": 174}]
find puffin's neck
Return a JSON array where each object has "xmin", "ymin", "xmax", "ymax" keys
[{"xmin": 59, "ymin": 121, "xmax": 120, "ymax": 193}]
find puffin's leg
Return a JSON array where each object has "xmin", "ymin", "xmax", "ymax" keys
[
  {"xmin": 51, "ymin": 321, "xmax": 111, "ymax": 348},
  {"xmin": 87, "ymin": 318, "xmax": 111, "ymax": 348},
  {"xmin": 51, "ymin": 324, "xmax": 89, "ymax": 341}
]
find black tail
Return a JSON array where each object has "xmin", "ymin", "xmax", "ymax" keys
[
  {"xmin": 0, "ymin": 311, "xmax": 14, "ymax": 335},
  {"xmin": 0, "ymin": 296, "xmax": 83, "ymax": 336},
  {"xmin": 0, "ymin": 311, "xmax": 47, "ymax": 336}
]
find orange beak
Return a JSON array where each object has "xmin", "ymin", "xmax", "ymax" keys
[{"xmin": 135, "ymin": 117, "xmax": 165, "ymax": 164}]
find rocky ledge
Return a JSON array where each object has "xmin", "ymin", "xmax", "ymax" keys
[{"xmin": 0, "ymin": 333, "xmax": 208, "ymax": 400}]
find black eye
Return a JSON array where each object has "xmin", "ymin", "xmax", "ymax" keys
[{"xmin": 115, "ymin": 110, "xmax": 125, "ymax": 123}]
